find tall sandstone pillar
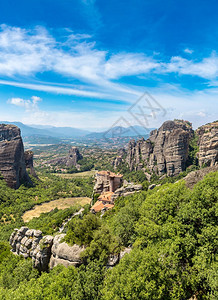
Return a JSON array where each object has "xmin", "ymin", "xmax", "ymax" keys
[{"xmin": 0, "ymin": 124, "xmax": 31, "ymax": 188}]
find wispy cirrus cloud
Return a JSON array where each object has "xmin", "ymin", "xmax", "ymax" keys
[{"xmin": 1, "ymin": 24, "xmax": 218, "ymax": 102}]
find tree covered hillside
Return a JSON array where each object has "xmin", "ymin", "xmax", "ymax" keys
[{"xmin": 0, "ymin": 171, "xmax": 217, "ymax": 299}]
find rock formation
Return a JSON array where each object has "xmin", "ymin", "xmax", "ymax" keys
[
  {"xmin": 126, "ymin": 120, "xmax": 194, "ymax": 176},
  {"xmin": 112, "ymin": 148, "xmax": 126, "ymax": 169},
  {"xmin": 10, "ymin": 228, "xmax": 85, "ymax": 271},
  {"xmin": 111, "ymin": 183, "xmax": 142, "ymax": 201},
  {"xmin": 46, "ymin": 146, "xmax": 83, "ymax": 169},
  {"xmin": 183, "ymin": 165, "xmax": 218, "ymax": 189},
  {"xmin": 9, "ymin": 227, "xmax": 53, "ymax": 272},
  {"xmin": 50, "ymin": 234, "xmax": 85, "ymax": 269},
  {"xmin": 66, "ymin": 147, "xmax": 83, "ymax": 168},
  {"xmin": 24, "ymin": 150, "xmax": 38, "ymax": 178},
  {"xmin": 0, "ymin": 124, "xmax": 31, "ymax": 188},
  {"xmin": 196, "ymin": 121, "xmax": 218, "ymax": 167},
  {"xmin": 10, "ymin": 226, "xmax": 131, "ymax": 270}
]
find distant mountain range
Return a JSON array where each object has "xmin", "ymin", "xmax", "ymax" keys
[
  {"xmin": 0, "ymin": 121, "xmax": 90, "ymax": 138},
  {"xmin": 0, "ymin": 121, "xmax": 155, "ymax": 144},
  {"xmin": 86, "ymin": 125, "xmax": 155, "ymax": 139}
]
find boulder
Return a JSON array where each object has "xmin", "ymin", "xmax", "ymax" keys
[
  {"xmin": 50, "ymin": 234, "xmax": 85, "ymax": 268},
  {"xmin": 111, "ymin": 184, "xmax": 142, "ymax": 201}
]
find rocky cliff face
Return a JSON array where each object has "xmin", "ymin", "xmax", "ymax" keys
[
  {"xmin": 66, "ymin": 146, "xmax": 83, "ymax": 168},
  {"xmin": 50, "ymin": 234, "xmax": 85, "ymax": 269},
  {"xmin": 126, "ymin": 120, "xmax": 193, "ymax": 176},
  {"xmin": 46, "ymin": 146, "xmax": 83, "ymax": 169},
  {"xmin": 9, "ymin": 228, "xmax": 84, "ymax": 271},
  {"xmin": 24, "ymin": 150, "xmax": 37, "ymax": 178},
  {"xmin": 0, "ymin": 124, "xmax": 31, "ymax": 188},
  {"xmin": 10, "ymin": 227, "xmax": 131, "ymax": 270},
  {"xmin": 111, "ymin": 183, "xmax": 142, "ymax": 201},
  {"xmin": 184, "ymin": 165, "xmax": 218, "ymax": 189},
  {"xmin": 196, "ymin": 121, "xmax": 218, "ymax": 167},
  {"xmin": 9, "ymin": 227, "xmax": 53, "ymax": 272}
]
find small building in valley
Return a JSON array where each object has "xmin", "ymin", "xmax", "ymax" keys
[{"xmin": 91, "ymin": 189, "xmax": 115, "ymax": 213}]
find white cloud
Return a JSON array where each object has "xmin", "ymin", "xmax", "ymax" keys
[
  {"xmin": 0, "ymin": 79, "xmax": 111, "ymax": 99},
  {"xmin": 1, "ymin": 24, "xmax": 218, "ymax": 100},
  {"xmin": 8, "ymin": 96, "xmax": 42, "ymax": 112},
  {"xmin": 0, "ymin": 24, "xmax": 218, "ymax": 130},
  {"xmin": 184, "ymin": 48, "xmax": 194, "ymax": 54}
]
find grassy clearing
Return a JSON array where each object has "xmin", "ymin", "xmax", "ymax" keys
[
  {"xmin": 53, "ymin": 170, "xmax": 97, "ymax": 178},
  {"xmin": 22, "ymin": 197, "xmax": 91, "ymax": 222}
]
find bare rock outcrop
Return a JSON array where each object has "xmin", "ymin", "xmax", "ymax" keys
[
  {"xmin": 196, "ymin": 121, "xmax": 218, "ymax": 167},
  {"xmin": 111, "ymin": 183, "xmax": 142, "ymax": 201},
  {"xmin": 9, "ymin": 227, "xmax": 53, "ymax": 272},
  {"xmin": 112, "ymin": 148, "xmax": 126, "ymax": 169},
  {"xmin": 50, "ymin": 234, "xmax": 85, "ymax": 269},
  {"xmin": 126, "ymin": 120, "xmax": 194, "ymax": 176},
  {"xmin": 46, "ymin": 146, "xmax": 83, "ymax": 169},
  {"xmin": 24, "ymin": 150, "xmax": 38, "ymax": 178},
  {"xmin": 0, "ymin": 124, "xmax": 31, "ymax": 188},
  {"xmin": 10, "ymin": 228, "xmax": 85, "ymax": 271},
  {"xmin": 183, "ymin": 165, "xmax": 218, "ymax": 189}
]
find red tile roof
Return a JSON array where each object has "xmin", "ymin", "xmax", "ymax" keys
[
  {"xmin": 98, "ymin": 191, "xmax": 114, "ymax": 202},
  {"xmin": 91, "ymin": 200, "xmax": 114, "ymax": 212}
]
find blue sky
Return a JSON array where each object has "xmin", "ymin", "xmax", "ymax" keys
[{"xmin": 0, "ymin": 0, "xmax": 218, "ymax": 130}]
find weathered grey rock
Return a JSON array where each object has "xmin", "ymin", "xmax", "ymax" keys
[
  {"xmin": 183, "ymin": 165, "xmax": 218, "ymax": 189},
  {"xmin": 107, "ymin": 254, "xmax": 119, "ymax": 267},
  {"xmin": 144, "ymin": 171, "xmax": 152, "ymax": 181},
  {"xmin": 126, "ymin": 120, "xmax": 194, "ymax": 177},
  {"xmin": 26, "ymin": 229, "xmax": 34, "ymax": 237},
  {"xmin": 46, "ymin": 146, "xmax": 83, "ymax": 169},
  {"xmin": 196, "ymin": 121, "xmax": 218, "ymax": 167},
  {"xmin": 112, "ymin": 149, "xmax": 126, "ymax": 169},
  {"xmin": 24, "ymin": 150, "xmax": 38, "ymax": 178},
  {"xmin": 34, "ymin": 230, "xmax": 42, "ymax": 238},
  {"xmin": 106, "ymin": 248, "xmax": 132, "ymax": 268},
  {"xmin": 50, "ymin": 234, "xmax": 85, "ymax": 269},
  {"xmin": 0, "ymin": 124, "xmax": 31, "ymax": 188},
  {"xmin": 9, "ymin": 227, "xmax": 53, "ymax": 272},
  {"xmin": 111, "ymin": 184, "xmax": 142, "ymax": 201},
  {"xmin": 18, "ymin": 226, "xmax": 29, "ymax": 235}
]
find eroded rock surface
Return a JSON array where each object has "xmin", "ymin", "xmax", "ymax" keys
[
  {"xmin": 196, "ymin": 121, "xmax": 218, "ymax": 167},
  {"xmin": 50, "ymin": 234, "xmax": 85, "ymax": 269},
  {"xmin": 126, "ymin": 120, "xmax": 193, "ymax": 176},
  {"xmin": 24, "ymin": 150, "xmax": 37, "ymax": 178},
  {"xmin": 0, "ymin": 124, "xmax": 31, "ymax": 188},
  {"xmin": 9, "ymin": 227, "xmax": 53, "ymax": 272},
  {"xmin": 46, "ymin": 146, "xmax": 83, "ymax": 169},
  {"xmin": 10, "ymin": 228, "xmax": 85, "ymax": 271},
  {"xmin": 111, "ymin": 183, "xmax": 142, "ymax": 201},
  {"xmin": 184, "ymin": 165, "xmax": 218, "ymax": 189}
]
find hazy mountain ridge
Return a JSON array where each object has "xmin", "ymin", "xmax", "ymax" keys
[{"xmin": 1, "ymin": 122, "xmax": 155, "ymax": 143}]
